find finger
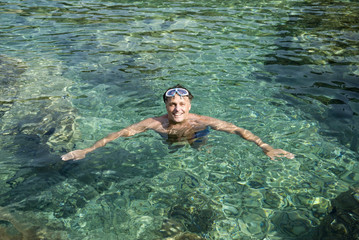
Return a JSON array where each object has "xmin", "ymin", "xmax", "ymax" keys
[
  {"xmin": 280, "ymin": 150, "xmax": 294, "ymax": 158},
  {"xmin": 61, "ymin": 153, "xmax": 74, "ymax": 161},
  {"xmin": 277, "ymin": 150, "xmax": 295, "ymax": 159},
  {"xmin": 286, "ymin": 153, "xmax": 295, "ymax": 159},
  {"xmin": 62, "ymin": 155, "xmax": 71, "ymax": 161}
]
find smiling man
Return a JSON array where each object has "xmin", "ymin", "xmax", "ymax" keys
[{"xmin": 61, "ymin": 84, "xmax": 295, "ymax": 161}]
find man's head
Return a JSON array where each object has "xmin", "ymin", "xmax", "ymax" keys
[{"xmin": 163, "ymin": 84, "xmax": 193, "ymax": 123}]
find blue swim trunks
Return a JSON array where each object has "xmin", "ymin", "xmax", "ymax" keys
[{"xmin": 194, "ymin": 126, "xmax": 210, "ymax": 139}]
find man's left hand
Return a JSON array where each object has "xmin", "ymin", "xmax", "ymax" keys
[{"xmin": 265, "ymin": 148, "xmax": 295, "ymax": 161}]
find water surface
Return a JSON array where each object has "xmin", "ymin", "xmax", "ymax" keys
[{"xmin": 0, "ymin": 0, "xmax": 358, "ymax": 239}]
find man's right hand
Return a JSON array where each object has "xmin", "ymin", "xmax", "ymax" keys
[{"xmin": 61, "ymin": 149, "xmax": 87, "ymax": 161}]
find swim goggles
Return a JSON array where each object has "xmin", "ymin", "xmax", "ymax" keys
[{"xmin": 165, "ymin": 88, "xmax": 189, "ymax": 97}]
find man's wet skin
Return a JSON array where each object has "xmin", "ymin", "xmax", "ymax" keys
[{"xmin": 62, "ymin": 85, "xmax": 295, "ymax": 161}]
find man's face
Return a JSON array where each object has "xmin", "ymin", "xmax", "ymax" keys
[{"xmin": 165, "ymin": 94, "xmax": 191, "ymax": 123}]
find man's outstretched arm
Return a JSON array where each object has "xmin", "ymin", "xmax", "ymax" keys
[
  {"xmin": 201, "ymin": 116, "xmax": 295, "ymax": 160},
  {"xmin": 61, "ymin": 118, "xmax": 155, "ymax": 161}
]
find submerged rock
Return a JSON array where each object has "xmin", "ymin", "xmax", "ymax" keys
[
  {"xmin": 0, "ymin": 55, "xmax": 27, "ymax": 118},
  {"xmin": 159, "ymin": 218, "xmax": 205, "ymax": 240},
  {"xmin": 0, "ymin": 55, "xmax": 27, "ymax": 84},
  {"xmin": 158, "ymin": 192, "xmax": 221, "ymax": 239},
  {"xmin": 0, "ymin": 56, "xmax": 79, "ymax": 211},
  {"xmin": 311, "ymin": 188, "xmax": 359, "ymax": 240},
  {"xmin": 0, "ymin": 55, "xmax": 78, "ymax": 154},
  {"xmin": 0, "ymin": 206, "xmax": 67, "ymax": 240}
]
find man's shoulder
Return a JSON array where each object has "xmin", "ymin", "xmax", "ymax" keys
[
  {"xmin": 141, "ymin": 115, "xmax": 168, "ymax": 125},
  {"xmin": 152, "ymin": 114, "xmax": 168, "ymax": 121},
  {"xmin": 188, "ymin": 113, "xmax": 202, "ymax": 118},
  {"xmin": 132, "ymin": 116, "xmax": 166, "ymax": 131},
  {"xmin": 189, "ymin": 114, "xmax": 226, "ymax": 127},
  {"xmin": 189, "ymin": 113, "xmax": 212, "ymax": 121}
]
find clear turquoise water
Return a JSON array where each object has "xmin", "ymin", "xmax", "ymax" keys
[{"xmin": 0, "ymin": 0, "xmax": 358, "ymax": 239}]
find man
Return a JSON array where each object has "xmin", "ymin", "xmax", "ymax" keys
[{"xmin": 61, "ymin": 84, "xmax": 295, "ymax": 161}]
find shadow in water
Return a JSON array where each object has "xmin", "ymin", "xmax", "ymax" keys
[
  {"xmin": 258, "ymin": 0, "xmax": 359, "ymax": 151},
  {"xmin": 1, "ymin": 130, "xmax": 165, "ymax": 215},
  {"xmin": 269, "ymin": 187, "xmax": 359, "ymax": 240},
  {"xmin": 309, "ymin": 187, "xmax": 359, "ymax": 240}
]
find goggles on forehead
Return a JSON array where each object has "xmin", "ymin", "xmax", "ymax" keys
[{"xmin": 165, "ymin": 88, "xmax": 189, "ymax": 98}]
